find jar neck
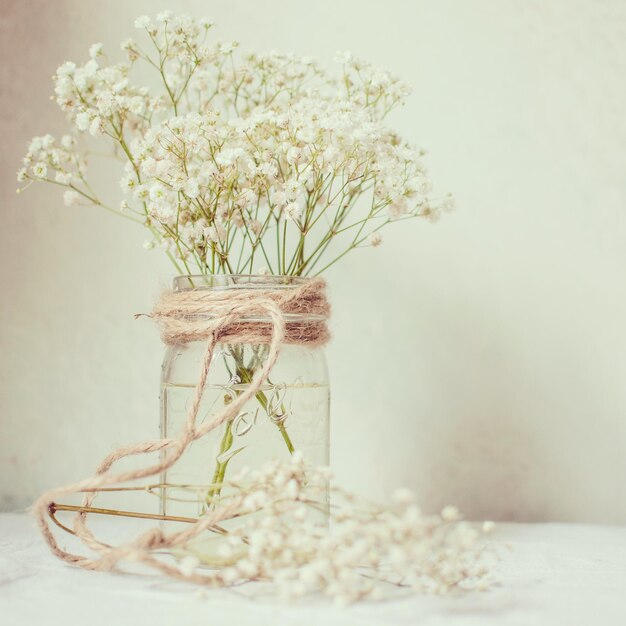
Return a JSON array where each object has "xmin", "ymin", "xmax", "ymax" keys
[{"xmin": 173, "ymin": 274, "xmax": 309, "ymax": 293}]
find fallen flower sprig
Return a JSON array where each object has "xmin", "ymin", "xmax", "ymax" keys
[{"xmin": 150, "ymin": 453, "xmax": 495, "ymax": 604}]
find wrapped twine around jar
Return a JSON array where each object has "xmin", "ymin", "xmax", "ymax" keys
[{"xmin": 33, "ymin": 278, "xmax": 330, "ymax": 580}]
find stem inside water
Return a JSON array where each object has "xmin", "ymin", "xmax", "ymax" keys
[{"xmin": 205, "ymin": 347, "xmax": 295, "ymax": 507}]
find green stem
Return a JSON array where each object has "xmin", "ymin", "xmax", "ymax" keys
[
  {"xmin": 204, "ymin": 353, "xmax": 296, "ymax": 506},
  {"xmin": 206, "ymin": 419, "xmax": 234, "ymax": 505},
  {"xmin": 237, "ymin": 366, "xmax": 295, "ymax": 455}
]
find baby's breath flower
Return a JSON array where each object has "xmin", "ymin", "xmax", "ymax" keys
[
  {"xmin": 442, "ymin": 194, "xmax": 456, "ymax": 212},
  {"xmin": 89, "ymin": 43, "xmax": 103, "ymax": 59},
  {"xmin": 55, "ymin": 171, "xmax": 72, "ymax": 184},
  {"xmin": 482, "ymin": 520, "xmax": 495, "ymax": 533},
  {"xmin": 121, "ymin": 38, "xmax": 139, "ymax": 62},
  {"xmin": 369, "ymin": 232, "xmax": 382, "ymax": 247},
  {"xmin": 286, "ymin": 146, "xmax": 303, "ymax": 165},
  {"xmin": 63, "ymin": 190, "xmax": 81, "ymax": 206},
  {"xmin": 74, "ymin": 112, "xmax": 90, "ymax": 132},
  {"xmin": 283, "ymin": 202, "xmax": 301, "ymax": 222},
  {"xmin": 441, "ymin": 505, "xmax": 461, "ymax": 522},
  {"xmin": 156, "ymin": 11, "xmax": 173, "ymax": 22},
  {"xmin": 248, "ymin": 219, "xmax": 262, "ymax": 235},
  {"xmin": 60, "ymin": 135, "xmax": 76, "ymax": 149},
  {"xmin": 183, "ymin": 178, "xmax": 200, "ymax": 198},
  {"xmin": 178, "ymin": 555, "xmax": 200, "ymax": 577},
  {"xmin": 89, "ymin": 116, "xmax": 103, "ymax": 136},
  {"xmin": 392, "ymin": 486, "xmax": 414, "ymax": 504},
  {"xmin": 134, "ymin": 15, "xmax": 151, "ymax": 29},
  {"xmin": 32, "ymin": 163, "xmax": 47, "ymax": 178},
  {"xmin": 334, "ymin": 51, "xmax": 353, "ymax": 64}
]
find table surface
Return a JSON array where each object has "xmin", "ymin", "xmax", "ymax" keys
[{"xmin": 1, "ymin": 512, "xmax": 625, "ymax": 626}]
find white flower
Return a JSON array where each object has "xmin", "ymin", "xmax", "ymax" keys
[
  {"xmin": 204, "ymin": 224, "xmax": 226, "ymax": 243},
  {"xmin": 56, "ymin": 61, "xmax": 76, "ymax": 77},
  {"xmin": 388, "ymin": 198, "xmax": 409, "ymax": 218},
  {"xmin": 442, "ymin": 194, "xmax": 455, "ymax": 212},
  {"xmin": 96, "ymin": 91, "xmax": 114, "ymax": 115},
  {"xmin": 243, "ymin": 490, "xmax": 269, "ymax": 512},
  {"xmin": 60, "ymin": 135, "xmax": 76, "ymax": 149},
  {"xmin": 89, "ymin": 43, "xmax": 103, "ymax": 59},
  {"xmin": 63, "ymin": 190, "xmax": 81, "ymax": 206},
  {"xmin": 16, "ymin": 168, "xmax": 27, "ymax": 182},
  {"xmin": 128, "ymin": 96, "xmax": 145, "ymax": 115},
  {"xmin": 248, "ymin": 219, "xmax": 262, "ymax": 235},
  {"xmin": 285, "ymin": 479, "xmax": 300, "ymax": 499},
  {"xmin": 75, "ymin": 112, "xmax": 91, "ymax": 132},
  {"xmin": 369, "ymin": 232, "xmax": 382, "ymax": 247},
  {"xmin": 134, "ymin": 15, "xmax": 151, "ymax": 29},
  {"xmin": 140, "ymin": 157, "xmax": 157, "ymax": 177},
  {"xmin": 221, "ymin": 567, "xmax": 239, "ymax": 584},
  {"xmin": 286, "ymin": 146, "xmax": 303, "ymax": 165},
  {"xmin": 89, "ymin": 116, "xmax": 103, "ymax": 136},
  {"xmin": 392, "ymin": 487, "xmax": 414, "ymax": 504},
  {"xmin": 41, "ymin": 134, "xmax": 54, "ymax": 149},
  {"xmin": 283, "ymin": 179, "xmax": 301, "ymax": 200},
  {"xmin": 148, "ymin": 183, "xmax": 166, "ymax": 202},
  {"xmin": 184, "ymin": 178, "xmax": 200, "ymax": 198},
  {"xmin": 482, "ymin": 520, "xmax": 495, "ymax": 533},
  {"xmin": 334, "ymin": 51, "xmax": 353, "ymax": 64},
  {"xmin": 121, "ymin": 38, "xmax": 139, "ymax": 61},
  {"xmin": 441, "ymin": 505, "xmax": 461, "ymax": 522},
  {"xmin": 32, "ymin": 163, "xmax": 47, "ymax": 178},
  {"xmin": 236, "ymin": 559, "xmax": 258, "ymax": 578},
  {"xmin": 283, "ymin": 202, "xmax": 301, "ymax": 222},
  {"xmin": 142, "ymin": 239, "xmax": 155, "ymax": 250},
  {"xmin": 179, "ymin": 555, "xmax": 200, "ymax": 577},
  {"xmin": 156, "ymin": 11, "xmax": 173, "ymax": 22},
  {"xmin": 120, "ymin": 175, "xmax": 136, "ymax": 192},
  {"xmin": 55, "ymin": 172, "xmax": 72, "ymax": 184}
]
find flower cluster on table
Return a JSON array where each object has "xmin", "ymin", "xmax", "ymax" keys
[{"xmin": 150, "ymin": 453, "xmax": 495, "ymax": 605}]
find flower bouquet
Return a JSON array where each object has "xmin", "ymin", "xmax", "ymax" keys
[{"xmin": 19, "ymin": 13, "xmax": 490, "ymax": 604}]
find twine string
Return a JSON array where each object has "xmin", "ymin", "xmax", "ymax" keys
[{"xmin": 32, "ymin": 278, "xmax": 329, "ymax": 578}]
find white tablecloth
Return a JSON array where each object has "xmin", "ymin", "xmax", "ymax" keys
[{"xmin": 1, "ymin": 512, "xmax": 625, "ymax": 625}]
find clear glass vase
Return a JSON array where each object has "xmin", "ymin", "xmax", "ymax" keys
[{"xmin": 159, "ymin": 275, "xmax": 330, "ymax": 562}]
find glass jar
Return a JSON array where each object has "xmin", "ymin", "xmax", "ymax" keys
[{"xmin": 159, "ymin": 275, "xmax": 330, "ymax": 562}]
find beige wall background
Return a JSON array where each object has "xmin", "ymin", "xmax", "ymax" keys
[{"xmin": 1, "ymin": 0, "xmax": 626, "ymax": 522}]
